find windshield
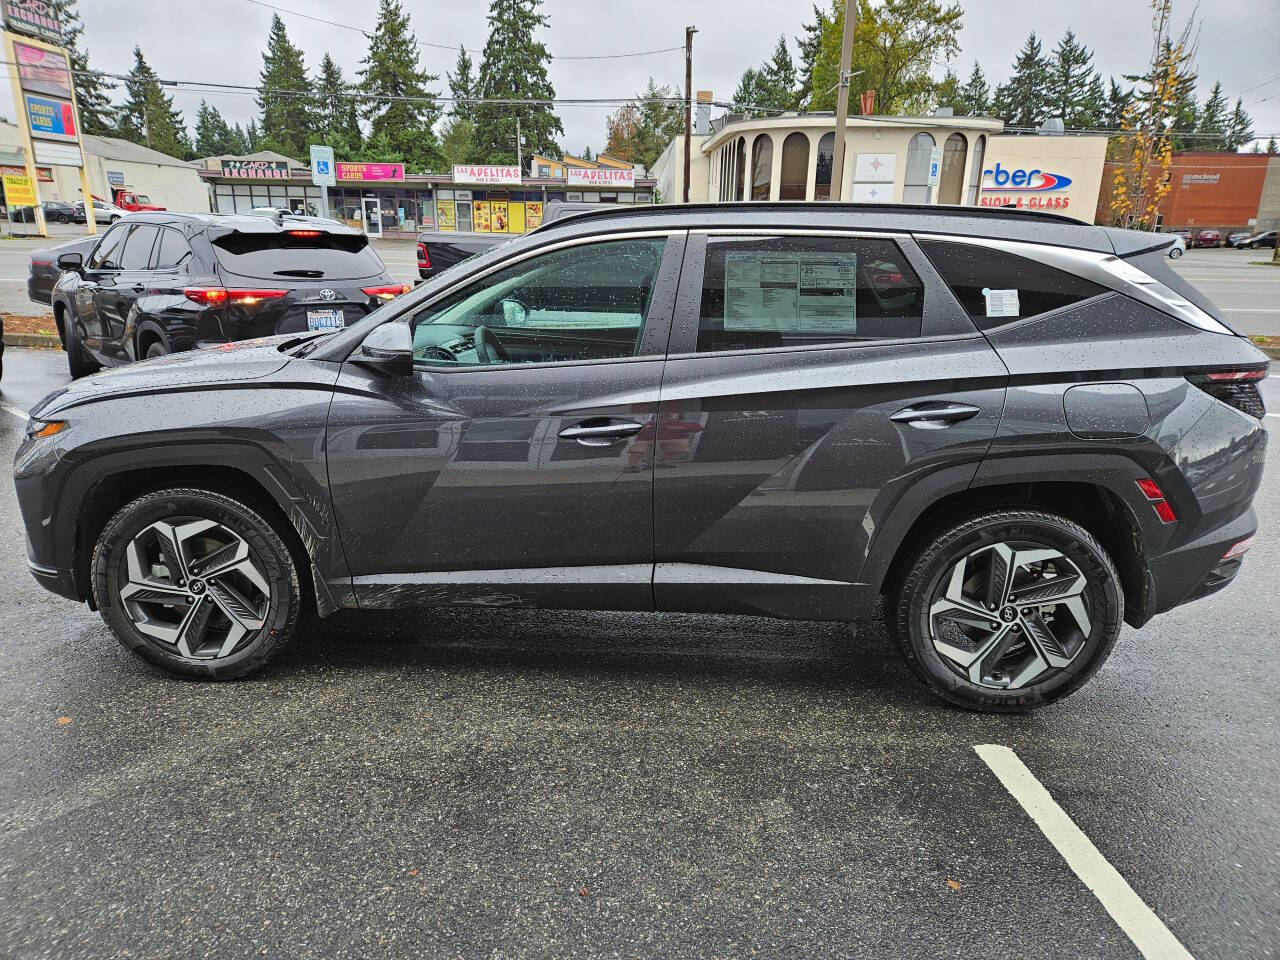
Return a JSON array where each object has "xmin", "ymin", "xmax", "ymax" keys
[{"xmin": 212, "ymin": 231, "xmax": 386, "ymax": 281}]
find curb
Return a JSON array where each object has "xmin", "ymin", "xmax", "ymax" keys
[{"xmin": 2, "ymin": 332, "xmax": 61, "ymax": 348}]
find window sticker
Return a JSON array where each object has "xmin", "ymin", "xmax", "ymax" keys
[
  {"xmin": 724, "ymin": 251, "xmax": 858, "ymax": 333},
  {"xmin": 982, "ymin": 287, "xmax": 1020, "ymax": 317}
]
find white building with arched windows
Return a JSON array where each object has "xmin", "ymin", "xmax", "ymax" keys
[{"xmin": 651, "ymin": 110, "xmax": 1108, "ymax": 223}]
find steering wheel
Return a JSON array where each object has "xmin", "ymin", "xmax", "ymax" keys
[{"xmin": 472, "ymin": 324, "xmax": 510, "ymax": 365}]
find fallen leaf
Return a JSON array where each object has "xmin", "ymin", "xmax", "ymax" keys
[
  {"xmin": 578, "ymin": 887, "xmax": 589, "ymax": 897},
  {"xmin": 55, "ymin": 716, "xmax": 73, "ymax": 726},
  {"xmin": 407, "ymin": 869, "xmax": 418, "ymax": 877},
  {"xmin": 946, "ymin": 879, "xmax": 961, "ymax": 891}
]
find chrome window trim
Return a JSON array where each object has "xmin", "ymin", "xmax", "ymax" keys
[{"xmin": 913, "ymin": 233, "xmax": 1235, "ymax": 335}]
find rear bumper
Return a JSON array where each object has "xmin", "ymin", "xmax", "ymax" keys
[{"xmin": 1144, "ymin": 506, "xmax": 1256, "ymax": 620}]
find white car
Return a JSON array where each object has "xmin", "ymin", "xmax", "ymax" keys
[
  {"xmin": 1165, "ymin": 233, "xmax": 1185, "ymax": 259},
  {"xmin": 76, "ymin": 199, "xmax": 128, "ymax": 224}
]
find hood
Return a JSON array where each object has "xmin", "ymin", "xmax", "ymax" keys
[{"xmin": 34, "ymin": 336, "xmax": 295, "ymax": 418}]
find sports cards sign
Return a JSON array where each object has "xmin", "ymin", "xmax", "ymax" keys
[{"xmin": 24, "ymin": 92, "xmax": 76, "ymax": 142}]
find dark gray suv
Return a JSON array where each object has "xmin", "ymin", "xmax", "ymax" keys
[{"xmin": 14, "ymin": 203, "xmax": 1268, "ymax": 711}]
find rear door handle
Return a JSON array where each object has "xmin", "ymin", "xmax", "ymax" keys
[
  {"xmin": 131, "ymin": 284, "xmax": 145, "ymax": 292},
  {"xmin": 558, "ymin": 419, "xmax": 644, "ymax": 446},
  {"xmin": 889, "ymin": 402, "xmax": 981, "ymax": 429}
]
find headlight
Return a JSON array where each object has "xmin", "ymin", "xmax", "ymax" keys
[{"xmin": 25, "ymin": 418, "xmax": 66, "ymax": 439}]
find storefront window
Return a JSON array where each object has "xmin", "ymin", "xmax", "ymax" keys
[
  {"xmin": 903, "ymin": 133, "xmax": 935, "ymax": 203},
  {"xmin": 814, "ymin": 132, "xmax": 835, "ymax": 200},
  {"xmin": 938, "ymin": 133, "xmax": 967, "ymax": 205},
  {"xmin": 751, "ymin": 134, "xmax": 773, "ymax": 200},
  {"xmin": 779, "ymin": 133, "xmax": 809, "ymax": 200}
]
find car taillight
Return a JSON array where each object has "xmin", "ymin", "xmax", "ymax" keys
[
  {"xmin": 362, "ymin": 282, "xmax": 411, "ymax": 300},
  {"xmin": 184, "ymin": 288, "xmax": 287, "ymax": 306},
  {"xmin": 1223, "ymin": 535, "xmax": 1254, "ymax": 561},
  {"xmin": 416, "ymin": 243, "xmax": 430, "ymax": 268},
  {"xmin": 1186, "ymin": 366, "xmax": 1268, "ymax": 419},
  {"xmin": 287, "ymin": 229, "xmax": 321, "ymax": 237},
  {"xmin": 1135, "ymin": 478, "xmax": 1177, "ymax": 524}
]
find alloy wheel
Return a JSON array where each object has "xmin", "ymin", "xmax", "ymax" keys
[
  {"xmin": 927, "ymin": 541, "xmax": 1091, "ymax": 690},
  {"xmin": 117, "ymin": 517, "xmax": 271, "ymax": 659}
]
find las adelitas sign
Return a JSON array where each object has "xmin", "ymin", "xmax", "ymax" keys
[{"xmin": 567, "ymin": 168, "xmax": 634, "ymax": 188}]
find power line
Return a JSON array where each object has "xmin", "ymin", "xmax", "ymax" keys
[{"xmin": 239, "ymin": 0, "xmax": 682, "ymax": 60}]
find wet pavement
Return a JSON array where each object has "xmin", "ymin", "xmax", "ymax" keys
[{"xmin": 0, "ymin": 349, "xmax": 1276, "ymax": 959}]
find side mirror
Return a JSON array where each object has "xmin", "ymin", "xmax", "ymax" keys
[
  {"xmin": 57, "ymin": 252, "xmax": 83, "ymax": 271},
  {"xmin": 352, "ymin": 322, "xmax": 413, "ymax": 377}
]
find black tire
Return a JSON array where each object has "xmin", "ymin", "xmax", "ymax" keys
[
  {"xmin": 890, "ymin": 509, "xmax": 1123, "ymax": 713},
  {"xmin": 64, "ymin": 310, "xmax": 101, "ymax": 379},
  {"xmin": 145, "ymin": 340, "xmax": 168, "ymax": 359},
  {"xmin": 91, "ymin": 488, "xmax": 302, "ymax": 680},
  {"xmin": 109, "ymin": 215, "xmax": 120, "ymax": 224}
]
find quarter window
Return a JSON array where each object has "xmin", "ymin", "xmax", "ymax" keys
[
  {"xmin": 119, "ymin": 224, "xmax": 159, "ymax": 270},
  {"xmin": 694, "ymin": 236, "xmax": 924, "ymax": 353},
  {"xmin": 154, "ymin": 228, "xmax": 194, "ymax": 270},
  {"xmin": 920, "ymin": 240, "xmax": 1108, "ymax": 329},
  {"xmin": 411, "ymin": 237, "xmax": 668, "ymax": 367}
]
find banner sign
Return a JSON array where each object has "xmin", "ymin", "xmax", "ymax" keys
[
  {"xmin": 219, "ymin": 159, "xmax": 291, "ymax": 179},
  {"xmin": 107, "ymin": 169, "xmax": 125, "ymax": 186},
  {"xmin": 14, "ymin": 41, "xmax": 71, "ymax": 99},
  {"xmin": 24, "ymin": 93, "xmax": 77, "ymax": 142},
  {"xmin": 2, "ymin": 172, "xmax": 37, "ymax": 207},
  {"xmin": 310, "ymin": 145, "xmax": 336, "ymax": 186},
  {"xmin": 337, "ymin": 161, "xmax": 403, "ymax": 182},
  {"xmin": 2, "ymin": 0, "xmax": 61, "ymax": 43},
  {"xmin": 453, "ymin": 164, "xmax": 520, "ymax": 185},
  {"xmin": 566, "ymin": 167, "xmax": 635, "ymax": 188},
  {"xmin": 1, "ymin": 163, "xmax": 52, "ymax": 182}
]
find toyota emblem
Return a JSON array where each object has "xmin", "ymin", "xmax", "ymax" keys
[{"xmin": 319, "ymin": 288, "xmax": 336, "ymax": 301}]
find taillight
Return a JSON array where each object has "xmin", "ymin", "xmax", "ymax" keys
[
  {"xmin": 1135, "ymin": 478, "xmax": 1177, "ymax": 524},
  {"xmin": 362, "ymin": 282, "xmax": 411, "ymax": 300},
  {"xmin": 1186, "ymin": 366, "xmax": 1268, "ymax": 418},
  {"xmin": 287, "ymin": 229, "xmax": 321, "ymax": 237},
  {"xmin": 1223, "ymin": 536, "xmax": 1254, "ymax": 561},
  {"xmin": 184, "ymin": 287, "xmax": 287, "ymax": 306},
  {"xmin": 416, "ymin": 242, "xmax": 430, "ymax": 268}
]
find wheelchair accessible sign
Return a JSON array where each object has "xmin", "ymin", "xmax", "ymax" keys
[{"xmin": 310, "ymin": 145, "xmax": 336, "ymax": 187}]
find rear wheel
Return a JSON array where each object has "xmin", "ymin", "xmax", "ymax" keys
[
  {"xmin": 891, "ymin": 510, "xmax": 1122, "ymax": 712},
  {"xmin": 145, "ymin": 340, "xmax": 168, "ymax": 359},
  {"xmin": 92, "ymin": 488, "xmax": 302, "ymax": 679}
]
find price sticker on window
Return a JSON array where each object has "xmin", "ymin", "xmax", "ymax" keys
[{"xmin": 982, "ymin": 287, "xmax": 1020, "ymax": 318}]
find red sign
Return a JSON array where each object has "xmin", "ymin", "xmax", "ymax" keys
[
  {"xmin": 220, "ymin": 159, "xmax": 291, "ymax": 179},
  {"xmin": 0, "ymin": 163, "xmax": 53, "ymax": 182},
  {"xmin": 337, "ymin": 162, "xmax": 404, "ymax": 182}
]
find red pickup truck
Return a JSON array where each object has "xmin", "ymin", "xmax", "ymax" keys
[{"xmin": 111, "ymin": 189, "xmax": 165, "ymax": 212}]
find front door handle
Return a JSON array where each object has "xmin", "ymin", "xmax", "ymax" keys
[
  {"xmin": 131, "ymin": 284, "xmax": 145, "ymax": 292},
  {"xmin": 558, "ymin": 419, "xmax": 644, "ymax": 446},
  {"xmin": 889, "ymin": 402, "xmax": 981, "ymax": 429}
]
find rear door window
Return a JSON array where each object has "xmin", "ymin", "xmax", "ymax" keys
[
  {"xmin": 119, "ymin": 224, "xmax": 159, "ymax": 270},
  {"xmin": 154, "ymin": 228, "xmax": 194, "ymax": 270},
  {"xmin": 694, "ymin": 236, "xmax": 924, "ymax": 353},
  {"xmin": 919, "ymin": 240, "xmax": 1107, "ymax": 329},
  {"xmin": 211, "ymin": 230, "xmax": 386, "ymax": 281}
]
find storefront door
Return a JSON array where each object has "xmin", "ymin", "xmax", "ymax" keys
[{"xmin": 362, "ymin": 197, "xmax": 382, "ymax": 238}]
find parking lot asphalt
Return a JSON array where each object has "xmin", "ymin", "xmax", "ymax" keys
[{"xmin": 0, "ymin": 347, "xmax": 1277, "ymax": 959}]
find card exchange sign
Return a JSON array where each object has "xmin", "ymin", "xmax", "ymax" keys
[{"xmin": 220, "ymin": 159, "xmax": 291, "ymax": 180}]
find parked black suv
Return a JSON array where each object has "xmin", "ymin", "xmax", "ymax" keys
[
  {"xmin": 50, "ymin": 212, "xmax": 407, "ymax": 377},
  {"xmin": 15, "ymin": 203, "xmax": 1267, "ymax": 711}
]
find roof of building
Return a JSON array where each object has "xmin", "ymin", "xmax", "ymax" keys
[
  {"xmin": 193, "ymin": 149, "xmax": 302, "ymax": 168},
  {"xmin": 701, "ymin": 112, "xmax": 1005, "ymax": 153},
  {"xmin": 80, "ymin": 134, "xmax": 195, "ymax": 169}
]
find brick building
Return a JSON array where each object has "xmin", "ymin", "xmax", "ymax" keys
[{"xmin": 1096, "ymin": 151, "xmax": 1280, "ymax": 232}]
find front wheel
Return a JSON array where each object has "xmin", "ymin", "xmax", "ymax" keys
[
  {"xmin": 891, "ymin": 510, "xmax": 1123, "ymax": 712},
  {"xmin": 64, "ymin": 312, "xmax": 101, "ymax": 379},
  {"xmin": 92, "ymin": 488, "xmax": 302, "ymax": 679}
]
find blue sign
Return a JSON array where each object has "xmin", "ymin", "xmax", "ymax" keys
[
  {"xmin": 24, "ymin": 92, "xmax": 78, "ymax": 142},
  {"xmin": 310, "ymin": 144, "xmax": 336, "ymax": 187}
]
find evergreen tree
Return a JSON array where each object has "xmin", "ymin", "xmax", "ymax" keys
[
  {"xmin": 1196, "ymin": 80, "xmax": 1228, "ymax": 151},
  {"xmin": 732, "ymin": 68, "xmax": 768, "ymax": 112},
  {"xmin": 958, "ymin": 62, "xmax": 991, "ymax": 115},
  {"xmin": 1266, "ymin": 137, "xmax": 1278, "ymax": 155},
  {"xmin": 117, "ymin": 47, "xmax": 192, "ymax": 158},
  {"xmin": 244, "ymin": 119, "xmax": 261, "ymax": 152},
  {"xmin": 52, "ymin": 0, "xmax": 115, "ymax": 134},
  {"xmin": 448, "ymin": 46, "xmax": 475, "ymax": 124},
  {"xmin": 992, "ymin": 32, "xmax": 1050, "ymax": 128},
  {"xmin": 359, "ymin": 0, "xmax": 444, "ymax": 172},
  {"xmin": 795, "ymin": 5, "xmax": 829, "ymax": 108},
  {"xmin": 1101, "ymin": 77, "xmax": 1133, "ymax": 130},
  {"xmin": 602, "ymin": 78, "xmax": 683, "ymax": 171},
  {"xmin": 933, "ymin": 68, "xmax": 962, "ymax": 112},
  {"xmin": 257, "ymin": 14, "xmax": 312, "ymax": 159},
  {"xmin": 230, "ymin": 122, "xmax": 250, "ymax": 155},
  {"xmin": 194, "ymin": 99, "xmax": 237, "ymax": 156},
  {"xmin": 440, "ymin": 116, "xmax": 473, "ymax": 166},
  {"xmin": 1131, "ymin": 39, "xmax": 1199, "ymax": 148},
  {"xmin": 1225, "ymin": 98, "xmax": 1254, "ymax": 152},
  {"xmin": 314, "ymin": 52, "xmax": 361, "ymax": 154},
  {"xmin": 1046, "ymin": 30, "xmax": 1100, "ymax": 128},
  {"xmin": 472, "ymin": 0, "xmax": 563, "ymax": 163},
  {"xmin": 581, "ymin": 145, "xmax": 594, "ymax": 161}
]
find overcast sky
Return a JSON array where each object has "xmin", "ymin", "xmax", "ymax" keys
[{"xmin": 79, "ymin": 0, "xmax": 1279, "ymax": 157}]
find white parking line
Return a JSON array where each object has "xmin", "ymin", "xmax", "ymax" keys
[
  {"xmin": 974, "ymin": 745, "xmax": 1196, "ymax": 960},
  {"xmin": 0, "ymin": 400, "xmax": 28, "ymax": 422}
]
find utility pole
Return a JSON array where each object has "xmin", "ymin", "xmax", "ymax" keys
[
  {"xmin": 683, "ymin": 26, "xmax": 697, "ymax": 203},
  {"xmin": 516, "ymin": 114, "xmax": 522, "ymax": 175},
  {"xmin": 828, "ymin": 0, "xmax": 857, "ymax": 202}
]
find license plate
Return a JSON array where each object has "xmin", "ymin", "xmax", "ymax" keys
[{"xmin": 307, "ymin": 308, "xmax": 344, "ymax": 331}]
